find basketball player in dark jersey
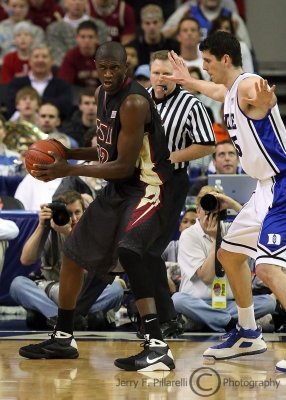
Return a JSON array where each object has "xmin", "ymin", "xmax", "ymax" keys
[{"xmin": 19, "ymin": 41, "xmax": 176, "ymax": 372}]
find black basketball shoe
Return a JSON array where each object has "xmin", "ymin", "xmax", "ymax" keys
[
  {"xmin": 19, "ymin": 331, "xmax": 79, "ymax": 359},
  {"xmin": 137, "ymin": 315, "xmax": 185, "ymax": 339},
  {"xmin": 114, "ymin": 334, "xmax": 175, "ymax": 371}
]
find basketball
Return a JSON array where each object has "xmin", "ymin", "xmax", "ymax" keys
[{"xmin": 25, "ymin": 139, "xmax": 67, "ymax": 176}]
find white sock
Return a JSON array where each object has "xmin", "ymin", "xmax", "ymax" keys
[{"xmin": 237, "ymin": 304, "xmax": 257, "ymax": 330}]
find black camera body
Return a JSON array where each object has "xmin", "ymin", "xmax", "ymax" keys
[
  {"xmin": 200, "ymin": 194, "xmax": 227, "ymax": 220},
  {"xmin": 47, "ymin": 201, "xmax": 70, "ymax": 226}
]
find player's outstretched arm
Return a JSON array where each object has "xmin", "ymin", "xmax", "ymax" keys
[
  {"xmin": 240, "ymin": 77, "xmax": 277, "ymax": 118},
  {"xmin": 165, "ymin": 51, "xmax": 227, "ymax": 103}
]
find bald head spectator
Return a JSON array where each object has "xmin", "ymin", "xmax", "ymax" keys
[
  {"xmin": 86, "ymin": 0, "xmax": 136, "ymax": 44},
  {"xmin": 46, "ymin": 0, "xmax": 108, "ymax": 68},
  {"xmin": 6, "ymin": 44, "xmax": 73, "ymax": 121},
  {"xmin": 36, "ymin": 102, "xmax": 72, "ymax": 147},
  {"xmin": 127, "ymin": 4, "xmax": 179, "ymax": 65}
]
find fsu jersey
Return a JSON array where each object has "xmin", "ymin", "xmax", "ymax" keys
[
  {"xmin": 224, "ymin": 73, "xmax": 286, "ymax": 180},
  {"xmin": 96, "ymin": 79, "xmax": 172, "ymax": 185}
]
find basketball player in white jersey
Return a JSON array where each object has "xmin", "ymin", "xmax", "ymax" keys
[{"xmin": 163, "ymin": 31, "xmax": 286, "ymax": 372}]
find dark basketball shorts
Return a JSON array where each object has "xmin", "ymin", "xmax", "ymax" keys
[{"xmin": 64, "ymin": 179, "xmax": 174, "ymax": 280}]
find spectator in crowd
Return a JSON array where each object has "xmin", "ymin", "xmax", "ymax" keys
[
  {"xmin": 58, "ymin": 20, "xmax": 100, "ymax": 89},
  {"xmin": 46, "ymin": 0, "xmax": 108, "ymax": 68},
  {"xmin": 176, "ymin": 17, "xmax": 208, "ymax": 79},
  {"xmin": 0, "ymin": 114, "xmax": 21, "ymax": 175},
  {"xmin": 134, "ymin": 64, "xmax": 150, "ymax": 88},
  {"xmin": 26, "ymin": 0, "xmax": 64, "ymax": 31},
  {"xmin": 124, "ymin": 44, "xmax": 138, "ymax": 78},
  {"xmin": 0, "ymin": 0, "xmax": 45, "ymax": 66},
  {"xmin": 36, "ymin": 102, "xmax": 73, "ymax": 148},
  {"xmin": 60, "ymin": 87, "xmax": 97, "ymax": 147},
  {"xmin": 9, "ymin": 190, "xmax": 124, "ymax": 329},
  {"xmin": 1, "ymin": 21, "xmax": 35, "ymax": 84},
  {"xmin": 6, "ymin": 44, "xmax": 74, "ymax": 121},
  {"xmin": 162, "ymin": 0, "xmax": 252, "ymax": 50},
  {"xmin": 189, "ymin": 140, "xmax": 240, "ymax": 196},
  {"xmin": 128, "ymin": 4, "xmax": 180, "ymax": 66},
  {"xmin": 0, "ymin": 217, "xmax": 19, "ymax": 274},
  {"xmin": 173, "ymin": 185, "xmax": 276, "ymax": 332},
  {"xmin": 12, "ymin": 86, "xmax": 41, "ymax": 124},
  {"xmin": 86, "ymin": 0, "xmax": 136, "ymax": 44},
  {"xmin": 209, "ymin": 14, "xmax": 254, "ymax": 73}
]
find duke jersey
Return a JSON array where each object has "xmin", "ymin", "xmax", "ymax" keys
[
  {"xmin": 96, "ymin": 79, "xmax": 172, "ymax": 185},
  {"xmin": 224, "ymin": 73, "xmax": 286, "ymax": 180}
]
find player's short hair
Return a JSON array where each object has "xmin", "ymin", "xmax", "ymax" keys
[
  {"xmin": 95, "ymin": 41, "xmax": 127, "ymax": 64},
  {"xmin": 199, "ymin": 31, "xmax": 242, "ymax": 67}
]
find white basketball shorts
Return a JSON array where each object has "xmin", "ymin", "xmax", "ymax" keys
[{"xmin": 221, "ymin": 175, "xmax": 286, "ymax": 268}]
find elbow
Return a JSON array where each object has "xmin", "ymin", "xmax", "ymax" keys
[{"xmin": 20, "ymin": 254, "xmax": 34, "ymax": 266}]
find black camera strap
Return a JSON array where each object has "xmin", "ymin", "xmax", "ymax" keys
[{"xmin": 215, "ymin": 214, "xmax": 225, "ymax": 277}]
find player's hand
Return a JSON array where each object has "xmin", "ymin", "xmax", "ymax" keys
[
  {"xmin": 31, "ymin": 152, "xmax": 70, "ymax": 182},
  {"xmin": 242, "ymin": 78, "xmax": 276, "ymax": 108},
  {"xmin": 162, "ymin": 51, "xmax": 192, "ymax": 85},
  {"xmin": 48, "ymin": 138, "xmax": 70, "ymax": 159}
]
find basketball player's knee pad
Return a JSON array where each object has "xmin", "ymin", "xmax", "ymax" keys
[{"xmin": 117, "ymin": 247, "xmax": 154, "ymax": 299}]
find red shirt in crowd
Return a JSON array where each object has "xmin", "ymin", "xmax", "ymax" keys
[
  {"xmin": 0, "ymin": 4, "xmax": 8, "ymax": 21},
  {"xmin": 27, "ymin": 0, "xmax": 64, "ymax": 30},
  {"xmin": 1, "ymin": 52, "xmax": 30, "ymax": 84},
  {"xmin": 86, "ymin": 0, "xmax": 136, "ymax": 42},
  {"xmin": 58, "ymin": 46, "xmax": 100, "ymax": 88}
]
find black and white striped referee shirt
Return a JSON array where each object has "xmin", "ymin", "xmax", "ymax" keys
[{"xmin": 148, "ymin": 85, "xmax": 215, "ymax": 170}]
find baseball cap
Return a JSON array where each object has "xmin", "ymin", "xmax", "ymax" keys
[{"xmin": 134, "ymin": 64, "xmax": 150, "ymax": 79}]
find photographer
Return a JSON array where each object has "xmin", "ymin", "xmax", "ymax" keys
[
  {"xmin": 9, "ymin": 190, "xmax": 123, "ymax": 329},
  {"xmin": 172, "ymin": 185, "xmax": 276, "ymax": 332}
]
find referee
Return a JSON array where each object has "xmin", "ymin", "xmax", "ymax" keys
[{"xmin": 141, "ymin": 50, "xmax": 216, "ymax": 337}]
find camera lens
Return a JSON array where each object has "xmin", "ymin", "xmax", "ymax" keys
[
  {"xmin": 53, "ymin": 209, "xmax": 70, "ymax": 226},
  {"xmin": 200, "ymin": 194, "xmax": 219, "ymax": 212}
]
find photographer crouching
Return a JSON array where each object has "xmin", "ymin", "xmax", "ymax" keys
[{"xmin": 9, "ymin": 190, "xmax": 124, "ymax": 330}]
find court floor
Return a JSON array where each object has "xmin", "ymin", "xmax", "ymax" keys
[{"xmin": 0, "ymin": 331, "xmax": 286, "ymax": 399}]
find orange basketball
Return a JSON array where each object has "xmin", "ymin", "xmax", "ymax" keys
[{"xmin": 25, "ymin": 139, "xmax": 67, "ymax": 176}]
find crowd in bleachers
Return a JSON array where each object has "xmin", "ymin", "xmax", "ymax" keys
[{"xmin": 0, "ymin": 0, "xmax": 285, "ymax": 336}]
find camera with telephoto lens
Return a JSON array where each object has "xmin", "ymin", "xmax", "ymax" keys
[
  {"xmin": 47, "ymin": 201, "xmax": 70, "ymax": 226},
  {"xmin": 200, "ymin": 194, "xmax": 227, "ymax": 220}
]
